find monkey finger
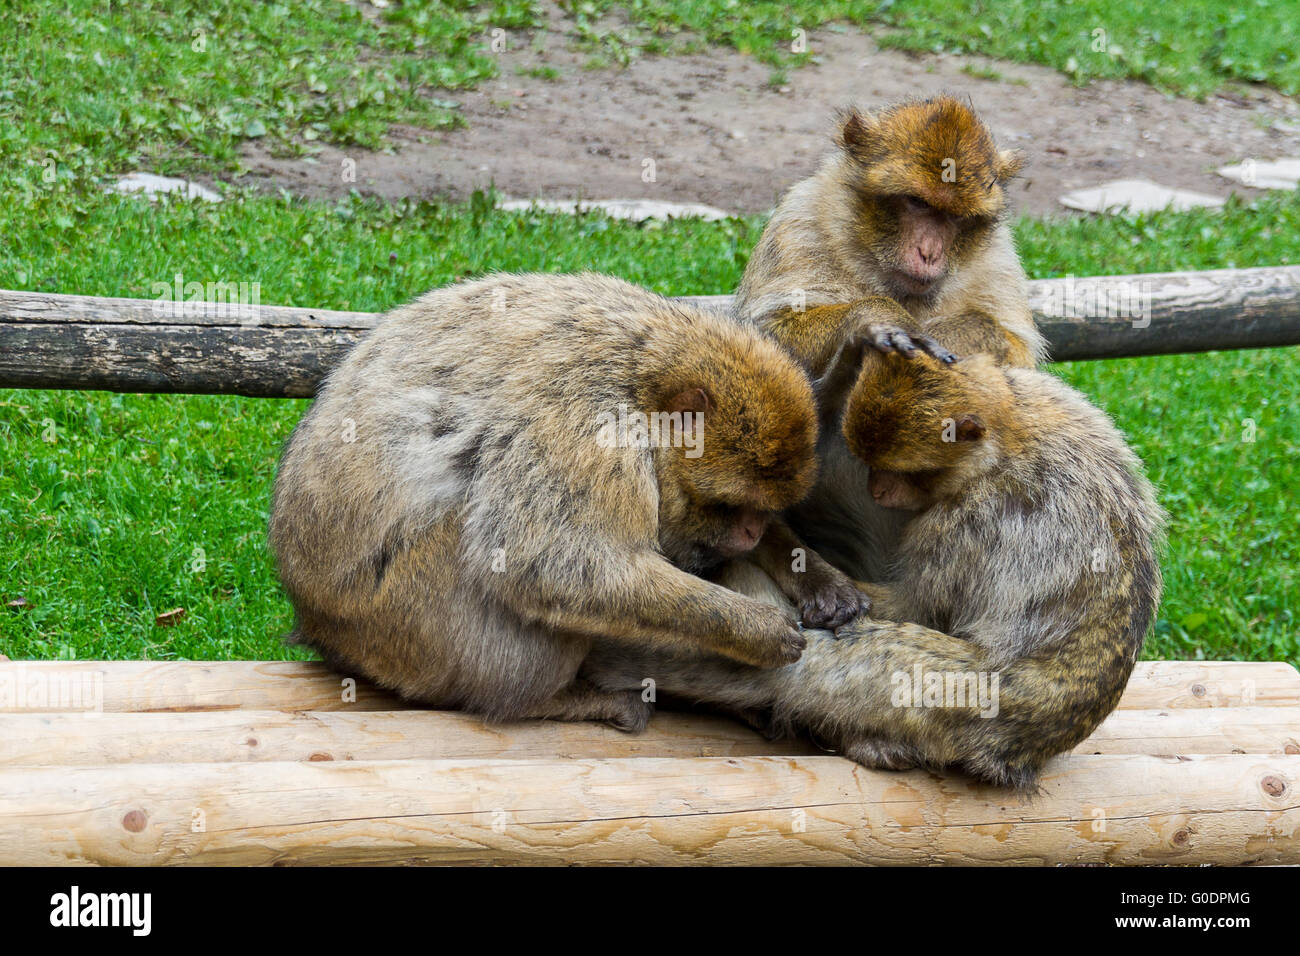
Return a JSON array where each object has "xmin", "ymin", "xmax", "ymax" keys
[
  {"xmin": 915, "ymin": 335, "xmax": 958, "ymax": 365},
  {"xmin": 888, "ymin": 331, "xmax": 920, "ymax": 357},
  {"xmin": 781, "ymin": 627, "xmax": 808, "ymax": 662},
  {"xmin": 866, "ymin": 326, "xmax": 901, "ymax": 353},
  {"xmin": 800, "ymin": 586, "xmax": 871, "ymax": 630}
]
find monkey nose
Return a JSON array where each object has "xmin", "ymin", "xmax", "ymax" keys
[{"xmin": 917, "ymin": 244, "xmax": 941, "ymax": 266}]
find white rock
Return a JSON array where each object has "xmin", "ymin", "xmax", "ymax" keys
[
  {"xmin": 1058, "ymin": 179, "xmax": 1224, "ymax": 214},
  {"xmin": 497, "ymin": 198, "xmax": 733, "ymax": 221},
  {"xmin": 112, "ymin": 172, "xmax": 223, "ymax": 203},
  {"xmin": 1216, "ymin": 158, "xmax": 1300, "ymax": 191}
]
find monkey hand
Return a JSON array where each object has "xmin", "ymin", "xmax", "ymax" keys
[
  {"xmin": 722, "ymin": 603, "xmax": 808, "ymax": 668},
  {"xmin": 847, "ymin": 298, "xmax": 957, "ymax": 364},
  {"xmin": 798, "ymin": 578, "xmax": 871, "ymax": 631}
]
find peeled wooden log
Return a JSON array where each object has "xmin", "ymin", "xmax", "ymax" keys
[
  {"xmin": 0, "ymin": 660, "xmax": 403, "ymax": 713},
  {"xmin": 4, "ymin": 266, "xmax": 1299, "ymax": 396},
  {"xmin": 0, "ymin": 754, "xmax": 1295, "ymax": 866},
  {"xmin": 2, "ymin": 659, "xmax": 1295, "ymax": 714},
  {"xmin": 1070, "ymin": 706, "xmax": 1300, "ymax": 756},
  {"xmin": 3, "ymin": 704, "xmax": 1295, "ymax": 768},
  {"xmin": 1114, "ymin": 660, "xmax": 1300, "ymax": 709},
  {"xmin": 0, "ymin": 708, "xmax": 819, "ymax": 766}
]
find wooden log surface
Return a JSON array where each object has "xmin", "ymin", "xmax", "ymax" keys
[
  {"xmin": 3, "ymin": 266, "xmax": 1299, "ymax": 396},
  {"xmin": 1070, "ymin": 707, "xmax": 1300, "ymax": 756},
  {"xmin": 2, "ymin": 705, "xmax": 1296, "ymax": 768},
  {"xmin": 1, "ymin": 754, "xmax": 1296, "ymax": 866},
  {"xmin": 0, "ymin": 708, "xmax": 820, "ymax": 766},
  {"xmin": 3, "ymin": 659, "xmax": 1296, "ymax": 714}
]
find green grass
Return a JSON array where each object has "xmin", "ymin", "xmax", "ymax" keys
[
  {"xmin": 7, "ymin": 0, "xmax": 1295, "ymax": 199},
  {"xmin": 1, "ymin": 1, "xmax": 1297, "ymax": 667},
  {"xmin": 2, "ymin": 187, "xmax": 1299, "ymax": 666},
  {"xmin": 872, "ymin": 0, "xmax": 1300, "ymax": 98},
  {"xmin": 1, "ymin": 0, "xmax": 542, "ymax": 184},
  {"xmin": 552, "ymin": 0, "xmax": 1299, "ymax": 96}
]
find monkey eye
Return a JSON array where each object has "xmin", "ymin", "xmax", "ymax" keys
[{"xmin": 902, "ymin": 194, "xmax": 932, "ymax": 212}]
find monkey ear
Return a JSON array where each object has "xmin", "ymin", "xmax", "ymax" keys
[
  {"xmin": 995, "ymin": 149, "xmax": 1025, "ymax": 181},
  {"xmin": 667, "ymin": 387, "xmax": 710, "ymax": 414},
  {"xmin": 955, "ymin": 414, "xmax": 986, "ymax": 442},
  {"xmin": 835, "ymin": 107, "xmax": 879, "ymax": 157}
]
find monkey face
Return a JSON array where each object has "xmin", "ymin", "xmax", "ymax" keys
[
  {"xmin": 854, "ymin": 193, "xmax": 999, "ymax": 302},
  {"xmin": 656, "ymin": 481, "xmax": 775, "ymax": 575},
  {"xmin": 648, "ymin": 334, "xmax": 818, "ymax": 574},
  {"xmin": 836, "ymin": 97, "xmax": 1019, "ymax": 300},
  {"xmin": 868, "ymin": 469, "xmax": 937, "ymax": 511},
  {"xmin": 843, "ymin": 352, "xmax": 1001, "ymax": 497}
]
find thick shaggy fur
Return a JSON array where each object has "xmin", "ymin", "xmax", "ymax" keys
[
  {"xmin": 584, "ymin": 357, "xmax": 1163, "ymax": 790},
  {"xmin": 731, "ymin": 97, "xmax": 1046, "ymax": 582},
  {"xmin": 269, "ymin": 272, "xmax": 821, "ymax": 724},
  {"xmin": 733, "ymin": 96, "xmax": 1043, "ymax": 369},
  {"xmin": 843, "ymin": 353, "xmax": 1163, "ymax": 670}
]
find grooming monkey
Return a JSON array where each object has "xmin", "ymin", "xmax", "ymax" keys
[
  {"xmin": 733, "ymin": 96, "xmax": 1047, "ymax": 580},
  {"xmin": 269, "ymin": 272, "xmax": 866, "ymax": 729},
  {"xmin": 584, "ymin": 348, "xmax": 1163, "ymax": 788},
  {"xmin": 735, "ymin": 95, "xmax": 1043, "ymax": 378}
]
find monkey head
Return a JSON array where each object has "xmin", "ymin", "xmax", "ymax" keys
[
  {"xmin": 842, "ymin": 351, "xmax": 1012, "ymax": 511},
  {"xmin": 650, "ymin": 343, "xmax": 818, "ymax": 574},
  {"xmin": 834, "ymin": 96, "xmax": 1024, "ymax": 301}
]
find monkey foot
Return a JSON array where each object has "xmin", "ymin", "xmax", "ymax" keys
[
  {"xmin": 839, "ymin": 736, "xmax": 920, "ymax": 771},
  {"xmin": 604, "ymin": 692, "xmax": 654, "ymax": 734}
]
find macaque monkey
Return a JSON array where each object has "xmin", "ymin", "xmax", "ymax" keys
[
  {"xmin": 735, "ymin": 95, "xmax": 1044, "ymax": 379},
  {"xmin": 842, "ymin": 349, "xmax": 1163, "ymax": 666},
  {"xmin": 734, "ymin": 97, "xmax": 1047, "ymax": 580},
  {"xmin": 584, "ymin": 348, "xmax": 1163, "ymax": 789},
  {"xmin": 269, "ymin": 272, "xmax": 866, "ymax": 729}
]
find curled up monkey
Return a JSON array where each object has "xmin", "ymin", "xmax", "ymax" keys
[{"xmin": 269, "ymin": 272, "xmax": 867, "ymax": 732}]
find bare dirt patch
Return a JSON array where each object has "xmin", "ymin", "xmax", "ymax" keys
[{"xmin": 236, "ymin": 21, "xmax": 1300, "ymax": 218}]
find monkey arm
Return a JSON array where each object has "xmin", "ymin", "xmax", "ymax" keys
[
  {"xmin": 759, "ymin": 302, "xmax": 858, "ymax": 378},
  {"xmin": 750, "ymin": 520, "xmax": 871, "ymax": 629},
  {"xmin": 852, "ymin": 581, "xmax": 913, "ymax": 622},
  {"xmin": 762, "ymin": 298, "xmax": 956, "ymax": 419},
  {"xmin": 763, "ymin": 297, "xmax": 956, "ymax": 376},
  {"xmin": 923, "ymin": 309, "xmax": 1039, "ymax": 368},
  {"xmin": 491, "ymin": 548, "xmax": 808, "ymax": 669}
]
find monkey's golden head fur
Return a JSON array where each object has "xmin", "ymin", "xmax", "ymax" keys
[
  {"xmin": 835, "ymin": 96, "xmax": 1023, "ymax": 220},
  {"xmin": 654, "ymin": 332, "xmax": 819, "ymax": 515},
  {"xmin": 842, "ymin": 351, "xmax": 1013, "ymax": 483}
]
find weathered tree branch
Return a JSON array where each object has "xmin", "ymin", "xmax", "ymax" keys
[{"xmin": 3, "ymin": 266, "xmax": 1298, "ymax": 397}]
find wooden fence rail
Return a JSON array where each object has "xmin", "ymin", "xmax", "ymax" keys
[{"xmin": 2, "ymin": 265, "xmax": 1299, "ymax": 397}]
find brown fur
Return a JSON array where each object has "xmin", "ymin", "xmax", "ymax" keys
[
  {"xmin": 269, "ymin": 272, "xmax": 864, "ymax": 728},
  {"xmin": 584, "ymin": 351, "xmax": 1163, "ymax": 789},
  {"xmin": 735, "ymin": 98, "xmax": 1045, "ymax": 583},
  {"xmin": 734, "ymin": 96, "xmax": 1043, "ymax": 388},
  {"xmin": 578, "ymin": 100, "xmax": 1161, "ymax": 789},
  {"xmin": 836, "ymin": 99, "xmax": 1023, "ymax": 220}
]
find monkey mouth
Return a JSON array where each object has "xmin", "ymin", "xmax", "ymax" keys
[{"xmin": 888, "ymin": 269, "xmax": 943, "ymax": 299}]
